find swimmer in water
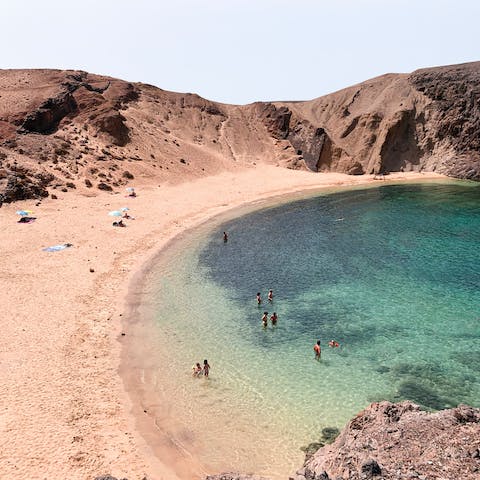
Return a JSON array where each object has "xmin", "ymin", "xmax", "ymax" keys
[
  {"xmin": 262, "ymin": 311, "xmax": 268, "ymax": 327},
  {"xmin": 256, "ymin": 292, "xmax": 262, "ymax": 305},
  {"xmin": 203, "ymin": 359, "xmax": 211, "ymax": 377},
  {"xmin": 270, "ymin": 312, "xmax": 278, "ymax": 325},
  {"xmin": 328, "ymin": 340, "xmax": 340, "ymax": 348},
  {"xmin": 268, "ymin": 289, "xmax": 273, "ymax": 302},
  {"xmin": 314, "ymin": 340, "xmax": 321, "ymax": 360},
  {"xmin": 192, "ymin": 362, "xmax": 202, "ymax": 377}
]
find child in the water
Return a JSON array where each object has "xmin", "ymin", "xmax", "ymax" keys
[
  {"xmin": 192, "ymin": 363, "xmax": 202, "ymax": 377},
  {"xmin": 203, "ymin": 359, "xmax": 211, "ymax": 377}
]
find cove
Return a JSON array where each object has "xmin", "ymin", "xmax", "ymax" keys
[{"xmin": 125, "ymin": 181, "xmax": 480, "ymax": 480}]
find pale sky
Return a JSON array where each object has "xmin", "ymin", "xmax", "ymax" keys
[{"xmin": 1, "ymin": 0, "xmax": 479, "ymax": 104}]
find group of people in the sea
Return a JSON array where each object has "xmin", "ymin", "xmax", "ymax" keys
[
  {"xmin": 256, "ymin": 289, "xmax": 274, "ymax": 305},
  {"xmin": 254, "ymin": 264, "xmax": 341, "ymax": 359},
  {"xmin": 192, "ymin": 359, "xmax": 210, "ymax": 378},
  {"xmin": 191, "ymin": 230, "xmax": 341, "ymax": 378},
  {"xmin": 261, "ymin": 311, "xmax": 278, "ymax": 327},
  {"xmin": 313, "ymin": 339, "xmax": 340, "ymax": 360},
  {"xmin": 258, "ymin": 289, "xmax": 278, "ymax": 327}
]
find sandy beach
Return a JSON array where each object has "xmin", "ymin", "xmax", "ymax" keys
[{"xmin": 0, "ymin": 166, "xmax": 446, "ymax": 480}]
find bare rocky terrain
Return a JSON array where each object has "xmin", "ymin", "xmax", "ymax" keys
[
  {"xmin": 1, "ymin": 62, "xmax": 480, "ymax": 203},
  {"xmin": 297, "ymin": 401, "xmax": 480, "ymax": 480}
]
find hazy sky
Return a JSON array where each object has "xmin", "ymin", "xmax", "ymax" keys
[{"xmin": 2, "ymin": 0, "xmax": 479, "ymax": 104}]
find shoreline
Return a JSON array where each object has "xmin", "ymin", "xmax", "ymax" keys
[{"xmin": 0, "ymin": 167, "xmax": 449, "ymax": 480}]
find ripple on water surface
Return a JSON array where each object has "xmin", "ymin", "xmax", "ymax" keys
[{"xmin": 133, "ymin": 183, "xmax": 480, "ymax": 479}]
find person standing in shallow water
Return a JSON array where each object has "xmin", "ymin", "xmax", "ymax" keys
[
  {"xmin": 261, "ymin": 312, "xmax": 268, "ymax": 327},
  {"xmin": 270, "ymin": 312, "xmax": 278, "ymax": 325},
  {"xmin": 314, "ymin": 340, "xmax": 321, "ymax": 360},
  {"xmin": 256, "ymin": 292, "xmax": 262, "ymax": 305},
  {"xmin": 268, "ymin": 289, "xmax": 274, "ymax": 302},
  {"xmin": 192, "ymin": 362, "xmax": 202, "ymax": 376},
  {"xmin": 223, "ymin": 231, "xmax": 228, "ymax": 243},
  {"xmin": 203, "ymin": 359, "xmax": 211, "ymax": 377}
]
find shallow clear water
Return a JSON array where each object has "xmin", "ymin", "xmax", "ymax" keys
[{"xmin": 133, "ymin": 182, "xmax": 480, "ymax": 479}]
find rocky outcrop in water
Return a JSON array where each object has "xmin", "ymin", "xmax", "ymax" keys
[
  {"xmin": 204, "ymin": 403, "xmax": 480, "ymax": 480},
  {"xmin": 1, "ymin": 62, "xmax": 480, "ymax": 202},
  {"xmin": 292, "ymin": 401, "xmax": 480, "ymax": 480}
]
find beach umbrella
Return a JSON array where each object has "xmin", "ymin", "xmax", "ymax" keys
[
  {"xmin": 16, "ymin": 210, "xmax": 33, "ymax": 216},
  {"xmin": 121, "ymin": 207, "xmax": 129, "ymax": 212},
  {"xmin": 108, "ymin": 210, "xmax": 123, "ymax": 217}
]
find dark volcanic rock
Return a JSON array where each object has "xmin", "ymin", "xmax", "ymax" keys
[
  {"xmin": 97, "ymin": 182, "xmax": 113, "ymax": 191},
  {"xmin": 94, "ymin": 476, "xmax": 129, "ymax": 480},
  {"xmin": 258, "ymin": 103, "xmax": 355, "ymax": 173},
  {"xmin": 2, "ymin": 171, "xmax": 52, "ymax": 202},
  {"xmin": 20, "ymin": 91, "xmax": 77, "ymax": 134},
  {"xmin": 287, "ymin": 121, "xmax": 331, "ymax": 171},
  {"xmin": 442, "ymin": 154, "xmax": 480, "ymax": 180},
  {"xmin": 205, "ymin": 474, "xmax": 269, "ymax": 480},
  {"xmin": 259, "ymin": 103, "xmax": 292, "ymax": 140},
  {"xmin": 360, "ymin": 459, "xmax": 382, "ymax": 478},
  {"xmin": 410, "ymin": 63, "xmax": 480, "ymax": 153}
]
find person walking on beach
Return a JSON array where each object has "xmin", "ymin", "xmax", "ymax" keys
[
  {"xmin": 223, "ymin": 231, "xmax": 228, "ymax": 243},
  {"xmin": 270, "ymin": 312, "xmax": 278, "ymax": 325},
  {"xmin": 262, "ymin": 311, "xmax": 268, "ymax": 327},
  {"xmin": 256, "ymin": 292, "xmax": 262, "ymax": 305},
  {"xmin": 314, "ymin": 340, "xmax": 321, "ymax": 360},
  {"xmin": 268, "ymin": 289, "xmax": 274, "ymax": 302},
  {"xmin": 203, "ymin": 359, "xmax": 211, "ymax": 377}
]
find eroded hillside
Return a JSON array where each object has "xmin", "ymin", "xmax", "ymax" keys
[{"xmin": 1, "ymin": 63, "xmax": 479, "ymax": 202}]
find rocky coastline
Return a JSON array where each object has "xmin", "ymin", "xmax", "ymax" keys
[{"xmin": 206, "ymin": 401, "xmax": 480, "ymax": 480}]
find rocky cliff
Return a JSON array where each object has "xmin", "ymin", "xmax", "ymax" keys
[
  {"xmin": 294, "ymin": 401, "xmax": 480, "ymax": 480},
  {"xmin": 1, "ymin": 62, "xmax": 480, "ymax": 202}
]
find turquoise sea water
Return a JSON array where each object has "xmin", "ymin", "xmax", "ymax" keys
[{"xmin": 131, "ymin": 182, "xmax": 480, "ymax": 479}]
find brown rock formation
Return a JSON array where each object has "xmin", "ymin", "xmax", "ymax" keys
[
  {"xmin": 1, "ymin": 62, "xmax": 480, "ymax": 202},
  {"xmin": 206, "ymin": 475, "xmax": 269, "ymax": 480},
  {"xmin": 294, "ymin": 401, "xmax": 480, "ymax": 480}
]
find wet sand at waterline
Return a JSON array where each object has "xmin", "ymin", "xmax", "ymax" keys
[{"xmin": 0, "ymin": 167, "xmax": 444, "ymax": 479}]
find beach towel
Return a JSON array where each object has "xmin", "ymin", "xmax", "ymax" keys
[{"xmin": 42, "ymin": 243, "xmax": 73, "ymax": 252}]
